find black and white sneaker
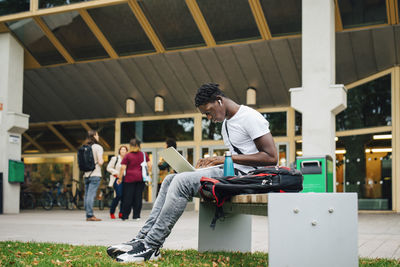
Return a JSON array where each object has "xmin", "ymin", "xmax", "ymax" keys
[
  {"xmin": 106, "ymin": 238, "xmax": 142, "ymax": 259},
  {"xmin": 116, "ymin": 241, "xmax": 161, "ymax": 263}
]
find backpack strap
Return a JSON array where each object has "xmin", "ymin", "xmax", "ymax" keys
[
  {"xmin": 224, "ymin": 121, "xmax": 243, "ymax": 155},
  {"xmin": 210, "ymin": 206, "xmax": 225, "ymax": 230},
  {"xmin": 225, "ymin": 121, "xmax": 257, "ymax": 173}
]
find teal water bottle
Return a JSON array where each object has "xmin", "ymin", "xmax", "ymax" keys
[{"xmin": 223, "ymin": 151, "xmax": 235, "ymax": 176}]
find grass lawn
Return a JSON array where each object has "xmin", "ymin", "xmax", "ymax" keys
[{"xmin": 0, "ymin": 241, "xmax": 399, "ymax": 266}]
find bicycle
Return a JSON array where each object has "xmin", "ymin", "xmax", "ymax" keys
[
  {"xmin": 20, "ymin": 190, "xmax": 36, "ymax": 210},
  {"xmin": 98, "ymin": 185, "xmax": 114, "ymax": 210},
  {"xmin": 67, "ymin": 178, "xmax": 84, "ymax": 210},
  {"xmin": 40, "ymin": 182, "xmax": 68, "ymax": 210}
]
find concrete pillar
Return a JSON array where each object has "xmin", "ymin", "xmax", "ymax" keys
[
  {"xmin": 290, "ymin": 0, "xmax": 346, "ymax": 161},
  {"xmin": 0, "ymin": 33, "xmax": 29, "ymax": 213}
]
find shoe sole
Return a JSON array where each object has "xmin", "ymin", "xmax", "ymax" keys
[{"xmin": 107, "ymin": 247, "xmax": 127, "ymax": 259}]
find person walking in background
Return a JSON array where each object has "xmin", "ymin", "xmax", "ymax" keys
[
  {"xmin": 84, "ymin": 130, "xmax": 104, "ymax": 222},
  {"xmin": 157, "ymin": 138, "xmax": 176, "ymax": 196},
  {"xmin": 107, "ymin": 145, "xmax": 128, "ymax": 220},
  {"xmin": 117, "ymin": 139, "xmax": 151, "ymax": 221}
]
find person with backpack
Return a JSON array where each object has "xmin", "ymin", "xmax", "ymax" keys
[
  {"xmin": 107, "ymin": 83, "xmax": 278, "ymax": 263},
  {"xmin": 80, "ymin": 130, "xmax": 104, "ymax": 222},
  {"xmin": 107, "ymin": 145, "xmax": 128, "ymax": 220},
  {"xmin": 117, "ymin": 138, "xmax": 151, "ymax": 221}
]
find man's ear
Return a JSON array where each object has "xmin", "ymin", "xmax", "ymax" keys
[{"xmin": 216, "ymin": 96, "xmax": 223, "ymax": 106}]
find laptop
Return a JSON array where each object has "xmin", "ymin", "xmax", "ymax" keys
[{"xmin": 158, "ymin": 147, "xmax": 222, "ymax": 173}]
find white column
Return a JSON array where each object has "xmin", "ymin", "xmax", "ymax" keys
[
  {"xmin": 290, "ymin": 0, "xmax": 346, "ymax": 159},
  {"xmin": 0, "ymin": 33, "xmax": 29, "ymax": 214}
]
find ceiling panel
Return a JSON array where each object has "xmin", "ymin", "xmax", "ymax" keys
[
  {"xmin": 24, "ymin": 70, "xmax": 77, "ymax": 119},
  {"xmin": 148, "ymin": 55, "xmax": 194, "ymax": 110},
  {"xmin": 371, "ymin": 27, "xmax": 396, "ymax": 71},
  {"xmin": 117, "ymin": 57, "xmax": 159, "ymax": 116},
  {"xmin": 22, "ymin": 26, "xmax": 399, "ymax": 123},
  {"xmin": 232, "ymin": 44, "xmax": 275, "ymax": 106},
  {"xmin": 74, "ymin": 63, "xmax": 124, "ymax": 116},
  {"xmin": 268, "ymin": 39, "xmax": 298, "ymax": 101},
  {"xmin": 163, "ymin": 52, "xmax": 200, "ymax": 104},
  {"xmin": 350, "ymin": 29, "xmax": 378, "ymax": 78},
  {"xmin": 179, "ymin": 50, "xmax": 213, "ymax": 86},
  {"xmin": 212, "ymin": 46, "xmax": 249, "ymax": 105},
  {"xmin": 394, "ymin": 25, "xmax": 400, "ymax": 65},
  {"xmin": 132, "ymin": 55, "xmax": 178, "ymax": 114},
  {"xmin": 196, "ymin": 48, "xmax": 240, "ymax": 102},
  {"xmin": 336, "ymin": 31, "xmax": 358, "ymax": 84},
  {"xmin": 101, "ymin": 60, "xmax": 154, "ymax": 114},
  {"xmin": 249, "ymin": 41, "xmax": 289, "ymax": 105}
]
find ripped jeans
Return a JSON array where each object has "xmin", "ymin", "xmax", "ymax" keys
[{"xmin": 136, "ymin": 167, "xmax": 223, "ymax": 249}]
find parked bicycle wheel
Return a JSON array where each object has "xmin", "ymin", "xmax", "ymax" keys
[
  {"xmin": 74, "ymin": 190, "xmax": 83, "ymax": 210},
  {"xmin": 65, "ymin": 191, "xmax": 74, "ymax": 210},
  {"xmin": 56, "ymin": 193, "xmax": 66, "ymax": 208},
  {"xmin": 20, "ymin": 192, "xmax": 36, "ymax": 209},
  {"xmin": 41, "ymin": 192, "xmax": 53, "ymax": 210}
]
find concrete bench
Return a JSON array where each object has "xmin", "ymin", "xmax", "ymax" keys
[
  {"xmin": 198, "ymin": 194, "xmax": 268, "ymax": 253},
  {"xmin": 198, "ymin": 193, "xmax": 359, "ymax": 267}
]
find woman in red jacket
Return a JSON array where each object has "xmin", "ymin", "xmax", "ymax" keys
[{"xmin": 117, "ymin": 138, "xmax": 151, "ymax": 220}]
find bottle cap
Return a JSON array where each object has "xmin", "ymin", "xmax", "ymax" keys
[{"xmin": 225, "ymin": 151, "xmax": 232, "ymax": 156}]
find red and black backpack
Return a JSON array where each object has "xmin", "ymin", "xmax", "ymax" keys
[
  {"xmin": 200, "ymin": 166, "xmax": 303, "ymax": 207},
  {"xmin": 199, "ymin": 166, "xmax": 303, "ymax": 228}
]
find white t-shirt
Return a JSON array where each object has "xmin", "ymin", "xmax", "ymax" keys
[
  {"xmin": 84, "ymin": 143, "xmax": 103, "ymax": 178},
  {"xmin": 221, "ymin": 105, "xmax": 270, "ymax": 173}
]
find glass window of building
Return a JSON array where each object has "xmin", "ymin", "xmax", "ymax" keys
[
  {"xmin": 336, "ymin": 74, "xmax": 391, "ymax": 131},
  {"xmin": 6, "ymin": 19, "xmax": 66, "ymax": 66},
  {"xmin": 202, "ymin": 119, "xmax": 222, "ymax": 141},
  {"xmin": 88, "ymin": 4, "xmax": 155, "ymax": 56},
  {"xmin": 41, "ymin": 11, "xmax": 108, "ymax": 61},
  {"xmin": 336, "ymin": 132, "xmax": 392, "ymax": 210},
  {"xmin": 39, "ymin": 0, "xmax": 92, "ymax": 9},
  {"xmin": 338, "ymin": 0, "xmax": 387, "ymax": 29},
  {"xmin": 197, "ymin": 0, "xmax": 261, "ymax": 44},
  {"xmin": 0, "ymin": 0, "xmax": 29, "ymax": 16},
  {"xmin": 121, "ymin": 121, "xmax": 136, "ymax": 144},
  {"xmin": 121, "ymin": 118, "xmax": 194, "ymax": 144},
  {"xmin": 261, "ymin": 112, "xmax": 287, "ymax": 136},
  {"xmin": 137, "ymin": 0, "xmax": 205, "ymax": 49},
  {"xmin": 259, "ymin": 0, "xmax": 301, "ymax": 37},
  {"xmin": 295, "ymin": 110, "xmax": 302, "ymax": 136}
]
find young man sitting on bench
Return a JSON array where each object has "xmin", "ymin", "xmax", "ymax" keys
[{"xmin": 107, "ymin": 83, "xmax": 278, "ymax": 263}]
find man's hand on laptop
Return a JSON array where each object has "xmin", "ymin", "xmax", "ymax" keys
[{"xmin": 196, "ymin": 156, "xmax": 224, "ymax": 168}]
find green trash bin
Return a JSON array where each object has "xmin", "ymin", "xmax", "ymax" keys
[
  {"xmin": 296, "ymin": 155, "xmax": 333, "ymax": 192},
  {"xmin": 8, "ymin": 160, "xmax": 25, "ymax": 183}
]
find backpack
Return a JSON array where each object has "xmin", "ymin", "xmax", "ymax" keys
[
  {"xmin": 199, "ymin": 166, "xmax": 304, "ymax": 229},
  {"xmin": 77, "ymin": 144, "xmax": 96, "ymax": 172}
]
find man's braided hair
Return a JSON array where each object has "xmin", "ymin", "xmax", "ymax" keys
[{"xmin": 194, "ymin": 83, "xmax": 225, "ymax": 107}]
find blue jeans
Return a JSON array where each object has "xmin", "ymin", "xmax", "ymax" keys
[
  {"xmin": 136, "ymin": 167, "xmax": 223, "ymax": 248},
  {"xmin": 84, "ymin": 176, "xmax": 101, "ymax": 218},
  {"xmin": 110, "ymin": 180, "xmax": 123, "ymax": 214}
]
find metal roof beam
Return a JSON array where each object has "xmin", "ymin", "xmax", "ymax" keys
[
  {"xmin": 248, "ymin": 0, "xmax": 272, "ymax": 40},
  {"xmin": 23, "ymin": 133, "xmax": 47, "ymax": 153},
  {"xmin": 185, "ymin": 0, "xmax": 216, "ymax": 47},
  {"xmin": 22, "ymin": 132, "xmax": 43, "ymax": 151},
  {"xmin": 79, "ymin": 9, "xmax": 118, "ymax": 59},
  {"xmin": 334, "ymin": 0, "xmax": 344, "ymax": 31},
  {"xmin": 33, "ymin": 16, "xmax": 75, "ymax": 64},
  {"xmin": 386, "ymin": 0, "xmax": 399, "ymax": 25},
  {"xmin": 127, "ymin": 0, "xmax": 165, "ymax": 53},
  {"xmin": 0, "ymin": 0, "xmax": 128, "ymax": 23},
  {"xmin": 47, "ymin": 124, "xmax": 77, "ymax": 151}
]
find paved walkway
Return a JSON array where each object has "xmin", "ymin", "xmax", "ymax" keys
[{"xmin": 0, "ymin": 209, "xmax": 400, "ymax": 259}]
